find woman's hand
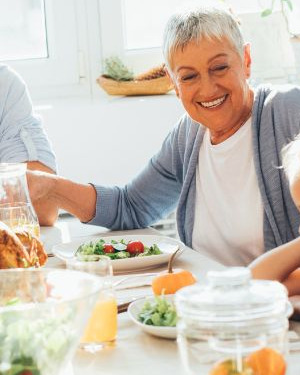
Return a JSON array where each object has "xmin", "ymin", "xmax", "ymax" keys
[{"xmin": 26, "ymin": 169, "xmax": 59, "ymax": 226}]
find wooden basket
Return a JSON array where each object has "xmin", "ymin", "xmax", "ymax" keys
[{"xmin": 97, "ymin": 75, "xmax": 174, "ymax": 96}]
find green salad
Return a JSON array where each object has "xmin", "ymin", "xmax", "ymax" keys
[
  {"xmin": 0, "ymin": 298, "xmax": 74, "ymax": 375},
  {"xmin": 138, "ymin": 296, "xmax": 177, "ymax": 327},
  {"xmin": 76, "ymin": 238, "xmax": 162, "ymax": 260}
]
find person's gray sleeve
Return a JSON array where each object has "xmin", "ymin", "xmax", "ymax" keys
[
  {"xmin": 88, "ymin": 124, "xmax": 183, "ymax": 230},
  {"xmin": 0, "ymin": 66, "xmax": 57, "ymax": 172}
]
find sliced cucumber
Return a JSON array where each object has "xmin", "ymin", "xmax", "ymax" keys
[{"xmin": 112, "ymin": 242, "xmax": 127, "ymax": 251}]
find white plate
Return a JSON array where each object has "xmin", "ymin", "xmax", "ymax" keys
[
  {"xmin": 128, "ymin": 295, "xmax": 177, "ymax": 339},
  {"xmin": 52, "ymin": 235, "xmax": 184, "ymax": 273}
]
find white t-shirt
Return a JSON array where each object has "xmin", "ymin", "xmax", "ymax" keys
[{"xmin": 192, "ymin": 118, "xmax": 264, "ymax": 266}]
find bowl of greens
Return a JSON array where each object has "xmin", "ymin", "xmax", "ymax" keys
[
  {"xmin": 0, "ymin": 268, "xmax": 103, "ymax": 375},
  {"xmin": 128, "ymin": 295, "xmax": 177, "ymax": 339}
]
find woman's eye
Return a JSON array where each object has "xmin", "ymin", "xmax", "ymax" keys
[
  {"xmin": 181, "ymin": 73, "xmax": 197, "ymax": 81},
  {"xmin": 211, "ymin": 65, "xmax": 228, "ymax": 72}
]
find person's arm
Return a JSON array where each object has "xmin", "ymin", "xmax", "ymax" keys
[
  {"xmin": 0, "ymin": 66, "xmax": 58, "ymax": 225},
  {"xmin": 249, "ymin": 236, "xmax": 300, "ymax": 295},
  {"xmin": 27, "ymin": 122, "xmax": 183, "ymax": 229},
  {"xmin": 27, "ymin": 171, "xmax": 96, "ymax": 223},
  {"xmin": 282, "ymin": 269, "xmax": 300, "ymax": 296},
  {"xmin": 26, "ymin": 161, "xmax": 58, "ymax": 226},
  {"xmin": 28, "ymin": 116, "xmax": 190, "ymax": 230}
]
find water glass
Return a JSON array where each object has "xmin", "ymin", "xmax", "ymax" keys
[
  {"xmin": 66, "ymin": 255, "xmax": 117, "ymax": 353},
  {"xmin": 0, "ymin": 163, "xmax": 40, "ymax": 237},
  {"xmin": 0, "ymin": 202, "xmax": 40, "ymax": 237}
]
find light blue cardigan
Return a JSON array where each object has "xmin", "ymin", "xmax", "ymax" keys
[{"xmin": 89, "ymin": 84, "xmax": 300, "ymax": 252}]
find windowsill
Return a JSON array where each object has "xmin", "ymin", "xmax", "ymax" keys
[{"xmin": 34, "ymin": 89, "xmax": 180, "ymax": 114}]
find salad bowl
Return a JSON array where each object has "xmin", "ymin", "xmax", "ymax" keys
[
  {"xmin": 0, "ymin": 268, "xmax": 103, "ymax": 375},
  {"xmin": 128, "ymin": 295, "xmax": 177, "ymax": 339}
]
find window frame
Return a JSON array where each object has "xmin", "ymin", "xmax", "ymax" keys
[
  {"xmin": 98, "ymin": 0, "xmax": 163, "ymax": 74},
  {"xmin": 1, "ymin": 0, "xmax": 102, "ymax": 99}
]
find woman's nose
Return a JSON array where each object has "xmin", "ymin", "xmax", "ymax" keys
[{"xmin": 198, "ymin": 75, "xmax": 218, "ymax": 98}]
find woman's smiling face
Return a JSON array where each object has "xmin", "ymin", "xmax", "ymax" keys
[{"xmin": 168, "ymin": 37, "xmax": 253, "ymax": 142}]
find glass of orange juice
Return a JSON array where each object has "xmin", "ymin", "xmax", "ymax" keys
[{"xmin": 66, "ymin": 255, "xmax": 117, "ymax": 353}]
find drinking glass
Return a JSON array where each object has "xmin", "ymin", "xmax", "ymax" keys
[
  {"xmin": 66, "ymin": 255, "xmax": 118, "ymax": 353},
  {"xmin": 0, "ymin": 202, "xmax": 40, "ymax": 237},
  {"xmin": 0, "ymin": 163, "xmax": 40, "ymax": 237}
]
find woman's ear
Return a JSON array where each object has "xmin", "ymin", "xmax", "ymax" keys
[
  {"xmin": 243, "ymin": 43, "xmax": 252, "ymax": 79},
  {"xmin": 165, "ymin": 67, "xmax": 179, "ymax": 97}
]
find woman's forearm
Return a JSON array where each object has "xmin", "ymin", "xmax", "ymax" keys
[
  {"xmin": 51, "ymin": 177, "xmax": 97, "ymax": 222},
  {"xmin": 27, "ymin": 171, "xmax": 97, "ymax": 223},
  {"xmin": 249, "ymin": 236, "xmax": 300, "ymax": 282}
]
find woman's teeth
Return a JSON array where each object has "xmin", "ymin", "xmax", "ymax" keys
[{"xmin": 200, "ymin": 95, "xmax": 226, "ymax": 108}]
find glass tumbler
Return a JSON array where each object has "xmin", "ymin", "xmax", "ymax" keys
[
  {"xmin": 175, "ymin": 267, "xmax": 292, "ymax": 375},
  {"xmin": 0, "ymin": 163, "xmax": 40, "ymax": 237},
  {"xmin": 66, "ymin": 255, "xmax": 118, "ymax": 353}
]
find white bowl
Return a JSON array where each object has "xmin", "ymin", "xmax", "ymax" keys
[{"xmin": 128, "ymin": 295, "xmax": 177, "ymax": 339}]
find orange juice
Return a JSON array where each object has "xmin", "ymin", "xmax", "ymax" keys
[{"xmin": 81, "ymin": 293, "xmax": 117, "ymax": 343}]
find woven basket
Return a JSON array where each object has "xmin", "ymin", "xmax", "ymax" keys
[{"xmin": 97, "ymin": 75, "xmax": 174, "ymax": 96}]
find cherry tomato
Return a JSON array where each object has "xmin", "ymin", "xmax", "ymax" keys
[
  {"xmin": 127, "ymin": 241, "xmax": 144, "ymax": 255},
  {"xmin": 20, "ymin": 371, "xmax": 33, "ymax": 375},
  {"xmin": 103, "ymin": 244, "xmax": 114, "ymax": 253}
]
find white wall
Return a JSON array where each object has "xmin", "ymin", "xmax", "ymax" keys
[{"xmin": 35, "ymin": 92, "xmax": 185, "ymax": 186}]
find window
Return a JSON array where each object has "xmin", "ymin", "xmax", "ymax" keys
[
  {"xmin": 0, "ymin": 0, "xmax": 97, "ymax": 99},
  {"xmin": 0, "ymin": 0, "xmax": 48, "ymax": 61}
]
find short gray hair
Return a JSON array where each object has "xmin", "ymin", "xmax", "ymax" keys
[{"xmin": 163, "ymin": 7, "xmax": 245, "ymax": 69}]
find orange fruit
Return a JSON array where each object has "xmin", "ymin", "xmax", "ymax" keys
[
  {"xmin": 245, "ymin": 347, "xmax": 286, "ymax": 375},
  {"xmin": 209, "ymin": 358, "xmax": 253, "ymax": 375},
  {"xmin": 151, "ymin": 248, "xmax": 196, "ymax": 295}
]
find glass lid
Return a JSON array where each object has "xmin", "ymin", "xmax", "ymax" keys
[{"xmin": 175, "ymin": 267, "xmax": 290, "ymax": 322}]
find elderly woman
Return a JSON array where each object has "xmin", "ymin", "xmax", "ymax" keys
[{"xmin": 27, "ymin": 7, "xmax": 300, "ymax": 266}]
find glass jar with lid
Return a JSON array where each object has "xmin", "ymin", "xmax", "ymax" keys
[
  {"xmin": 175, "ymin": 267, "xmax": 292, "ymax": 375},
  {"xmin": 0, "ymin": 163, "xmax": 39, "ymax": 237}
]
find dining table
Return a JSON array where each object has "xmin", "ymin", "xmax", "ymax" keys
[{"xmin": 42, "ymin": 216, "xmax": 300, "ymax": 375}]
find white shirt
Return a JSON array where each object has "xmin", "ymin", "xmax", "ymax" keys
[{"xmin": 192, "ymin": 118, "xmax": 264, "ymax": 266}]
